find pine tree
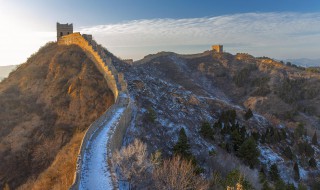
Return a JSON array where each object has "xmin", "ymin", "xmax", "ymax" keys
[
  {"xmin": 244, "ymin": 109, "xmax": 253, "ymax": 120},
  {"xmin": 274, "ymin": 179, "xmax": 285, "ymax": 190},
  {"xmin": 238, "ymin": 138, "xmax": 260, "ymax": 168},
  {"xmin": 224, "ymin": 169, "xmax": 253, "ymax": 190},
  {"xmin": 269, "ymin": 164, "xmax": 280, "ymax": 181},
  {"xmin": 293, "ymin": 162, "xmax": 300, "ymax": 181},
  {"xmin": 286, "ymin": 183, "xmax": 296, "ymax": 190},
  {"xmin": 173, "ymin": 128, "xmax": 192, "ymax": 160},
  {"xmin": 308, "ymin": 157, "xmax": 317, "ymax": 168},
  {"xmin": 312, "ymin": 131, "xmax": 318, "ymax": 145},
  {"xmin": 231, "ymin": 129, "xmax": 244, "ymax": 152},
  {"xmin": 147, "ymin": 107, "xmax": 156, "ymax": 123},
  {"xmin": 298, "ymin": 183, "xmax": 308, "ymax": 190},
  {"xmin": 305, "ymin": 143, "xmax": 314, "ymax": 157},
  {"xmin": 199, "ymin": 122, "xmax": 214, "ymax": 140},
  {"xmin": 283, "ymin": 146, "xmax": 293, "ymax": 160},
  {"xmin": 294, "ymin": 123, "xmax": 305, "ymax": 139}
]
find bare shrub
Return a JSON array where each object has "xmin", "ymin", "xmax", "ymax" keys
[
  {"xmin": 152, "ymin": 155, "xmax": 209, "ymax": 190},
  {"xmin": 112, "ymin": 139, "xmax": 151, "ymax": 189},
  {"xmin": 208, "ymin": 149, "xmax": 261, "ymax": 189}
]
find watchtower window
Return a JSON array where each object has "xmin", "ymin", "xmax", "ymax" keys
[{"xmin": 60, "ymin": 32, "xmax": 63, "ymax": 37}]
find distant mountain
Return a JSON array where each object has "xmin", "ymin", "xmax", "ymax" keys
[
  {"xmin": 286, "ymin": 58, "xmax": 320, "ymax": 67},
  {"xmin": 0, "ymin": 65, "xmax": 17, "ymax": 81},
  {"xmin": 114, "ymin": 50, "xmax": 320, "ymax": 189}
]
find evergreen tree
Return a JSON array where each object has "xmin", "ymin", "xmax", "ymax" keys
[
  {"xmin": 298, "ymin": 183, "xmax": 308, "ymax": 190},
  {"xmin": 283, "ymin": 146, "xmax": 293, "ymax": 160},
  {"xmin": 262, "ymin": 182, "xmax": 272, "ymax": 190},
  {"xmin": 199, "ymin": 122, "xmax": 214, "ymax": 140},
  {"xmin": 294, "ymin": 123, "xmax": 305, "ymax": 139},
  {"xmin": 269, "ymin": 164, "xmax": 280, "ymax": 181},
  {"xmin": 213, "ymin": 121, "xmax": 222, "ymax": 130},
  {"xmin": 224, "ymin": 169, "xmax": 253, "ymax": 190},
  {"xmin": 173, "ymin": 128, "xmax": 192, "ymax": 160},
  {"xmin": 297, "ymin": 142, "xmax": 314, "ymax": 157},
  {"xmin": 238, "ymin": 138, "xmax": 260, "ymax": 168},
  {"xmin": 274, "ymin": 179, "xmax": 286, "ymax": 190},
  {"xmin": 244, "ymin": 108, "xmax": 253, "ymax": 120},
  {"xmin": 260, "ymin": 168, "xmax": 272, "ymax": 190},
  {"xmin": 252, "ymin": 131, "xmax": 260, "ymax": 142},
  {"xmin": 240, "ymin": 126, "xmax": 247, "ymax": 139},
  {"xmin": 312, "ymin": 131, "xmax": 318, "ymax": 145},
  {"xmin": 293, "ymin": 162, "xmax": 300, "ymax": 181},
  {"xmin": 305, "ymin": 143, "xmax": 314, "ymax": 157},
  {"xmin": 280, "ymin": 128, "xmax": 287, "ymax": 140},
  {"xmin": 308, "ymin": 157, "xmax": 317, "ymax": 168},
  {"xmin": 147, "ymin": 107, "xmax": 156, "ymax": 123},
  {"xmin": 286, "ymin": 183, "xmax": 296, "ymax": 190},
  {"xmin": 231, "ymin": 129, "xmax": 244, "ymax": 151}
]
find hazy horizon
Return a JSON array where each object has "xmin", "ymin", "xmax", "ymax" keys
[{"xmin": 1, "ymin": 1, "xmax": 320, "ymax": 66}]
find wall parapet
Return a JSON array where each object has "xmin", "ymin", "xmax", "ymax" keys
[{"xmin": 58, "ymin": 33, "xmax": 123, "ymax": 100}]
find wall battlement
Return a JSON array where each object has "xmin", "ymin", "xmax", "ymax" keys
[{"xmin": 58, "ymin": 32, "xmax": 128, "ymax": 100}]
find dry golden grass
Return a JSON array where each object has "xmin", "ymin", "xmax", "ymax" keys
[
  {"xmin": 17, "ymin": 132, "xmax": 84, "ymax": 190},
  {"xmin": 0, "ymin": 42, "xmax": 114, "ymax": 189}
]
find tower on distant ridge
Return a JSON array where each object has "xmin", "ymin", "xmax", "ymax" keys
[
  {"xmin": 57, "ymin": 22, "xmax": 73, "ymax": 41},
  {"xmin": 212, "ymin": 45, "xmax": 223, "ymax": 53}
]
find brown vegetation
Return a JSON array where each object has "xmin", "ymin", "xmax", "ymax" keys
[
  {"xmin": 0, "ymin": 42, "xmax": 114, "ymax": 189},
  {"xmin": 113, "ymin": 139, "xmax": 209, "ymax": 190},
  {"xmin": 153, "ymin": 156, "xmax": 208, "ymax": 190}
]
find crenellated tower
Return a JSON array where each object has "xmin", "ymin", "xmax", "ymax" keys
[
  {"xmin": 56, "ymin": 22, "xmax": 73, "ymax": 41},
  {"xmin": 212, "ymin": 44, "xmax": 223, "ymax": 53}
]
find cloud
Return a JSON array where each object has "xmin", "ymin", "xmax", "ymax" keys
[{"xmin": 79, "ymin": 12, "xmax": 320, "ymax": 60}]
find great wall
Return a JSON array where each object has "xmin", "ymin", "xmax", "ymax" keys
[
  {"xmin": 55, "ymin": 23, "xmax": 227, "ymax": 189},
  {"xmin": 57, "ymin": 30, "xmax": 132, "ymax": 189}
]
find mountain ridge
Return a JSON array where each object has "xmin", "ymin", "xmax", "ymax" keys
[{"xmin": 1, "ymin": 43, "xmax": 319, "ymax": 189}]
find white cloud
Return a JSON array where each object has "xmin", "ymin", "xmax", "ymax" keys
[
  {"xmin": 1, "ymin": 12, "xmax": 319, "ymax": 66},
  {"xmin": 79, "ymin": 12, "xmax": 320, "ymax": 60}
]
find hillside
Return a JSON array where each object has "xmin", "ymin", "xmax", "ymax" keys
[
  {"xmin": 0, "ymin": 42, "xmax": 115, "ymax": 189},
  {"xmin": 111, "ymin": 50, "xmax": 320, "ymax": 189},
  {"xmin": 1, "ymin": 40, "xmax": 319, "ymax": 189}
]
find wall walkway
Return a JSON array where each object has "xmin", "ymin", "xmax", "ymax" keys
[{"xmin": 58, "ymin": 33, "xmax": 132, "ymax": 190}]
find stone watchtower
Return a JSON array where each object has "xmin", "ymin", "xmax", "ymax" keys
[
  {"xmin": 212, "ymin": 45, "xmax": 223, "ymax": 53},
  {"xmin": 57, "ymin": 22, "xmax": 73, "ymax": 41}
]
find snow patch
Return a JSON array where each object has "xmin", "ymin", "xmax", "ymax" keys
[{"xmin": 79, "ymin": 107, "xmax": 125, "ymax": 190}]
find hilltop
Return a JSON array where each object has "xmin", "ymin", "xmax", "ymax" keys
[
  {"xmin": 112, "ymin": 50, "xmax": 320, "ymax": 189},
  {"xmin": 0, "ymin": 42, "xmax": 114, "ymax": 189}
]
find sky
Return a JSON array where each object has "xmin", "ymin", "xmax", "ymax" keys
[{"xmin": 0, "ymin": 0, "xmax": 320, "ymax": 66}]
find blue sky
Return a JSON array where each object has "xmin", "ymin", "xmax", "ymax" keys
[{"xmin": 0, "ymin": 0, "xmax": 320, "ymax": 65}]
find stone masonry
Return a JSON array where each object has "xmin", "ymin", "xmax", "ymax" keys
[
  {"xmin": 58, "ymin": 30, "xmax": 132, "ymax": 189},
  {"xmin": 57, "ymin": 22, "xmax": 73, "ymax": 41}
]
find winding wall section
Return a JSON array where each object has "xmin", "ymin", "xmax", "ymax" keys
[{"xmin": 58, "ymin": 33, "xmax": 132, "ymax": 190}]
